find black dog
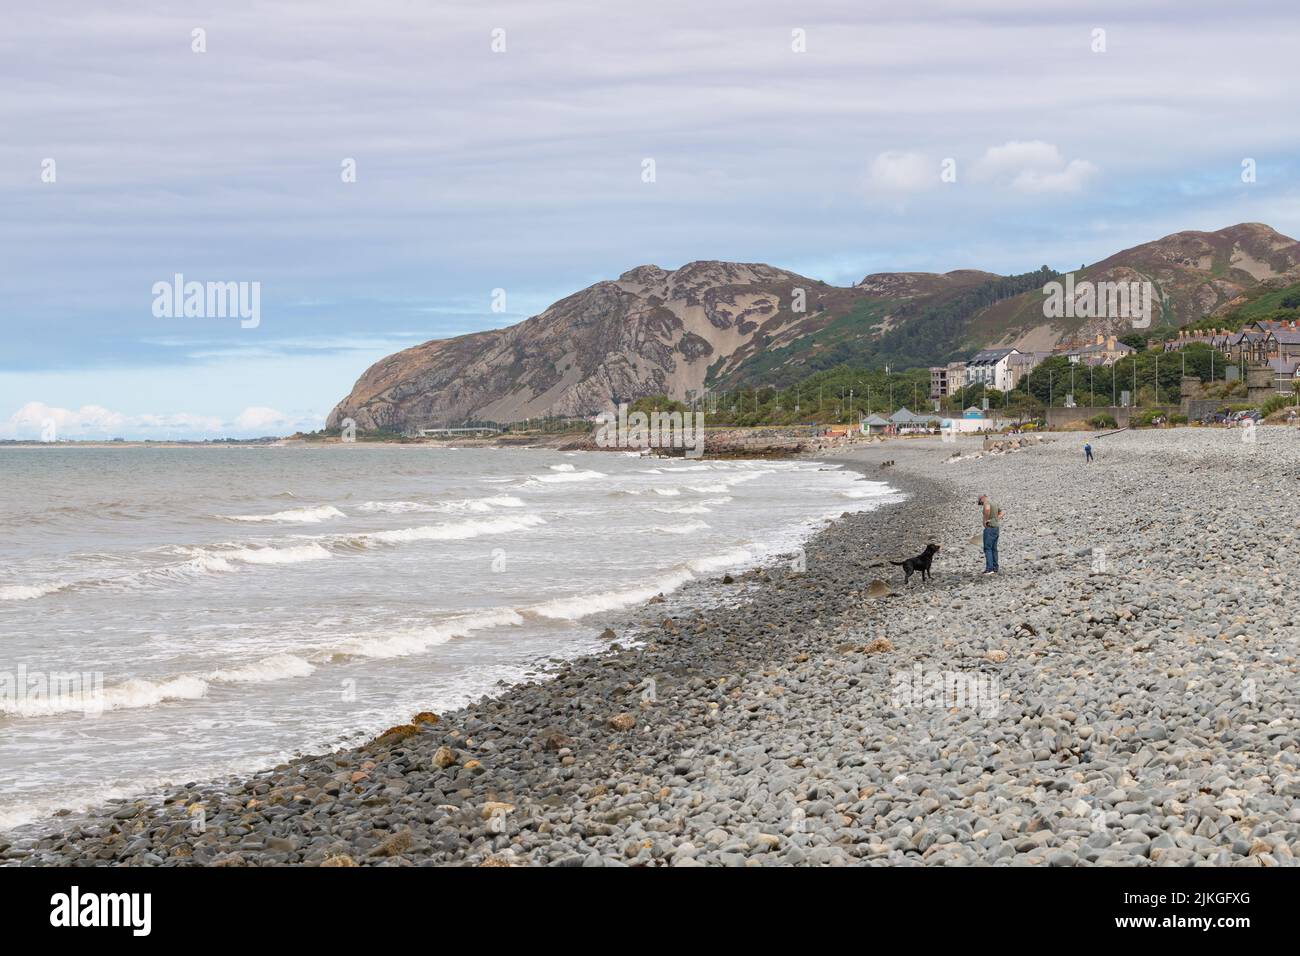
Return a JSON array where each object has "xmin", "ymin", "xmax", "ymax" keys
[{"xmin": 890, "ymin": 543, "xmax": 939, "ymax": 584}]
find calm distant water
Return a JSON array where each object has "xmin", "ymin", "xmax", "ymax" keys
[{"xmin": 0, "ymin": 445, "xmax": 898, "ymax": 830}]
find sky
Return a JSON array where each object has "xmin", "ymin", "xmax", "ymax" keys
[{"xmin": 4, "ymin": 0, "xmax": 1300, "ymax": 439}]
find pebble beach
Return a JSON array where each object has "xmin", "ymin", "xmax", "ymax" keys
[{"xmin": 5, "ymin": 427, "xmax": 1300, "ymax": 867}]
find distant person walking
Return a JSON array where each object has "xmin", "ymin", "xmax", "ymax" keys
[
  {"xmin": 978, "ymin": 493, "xmax": 1001, "ymax": 575},
  {"xmin": 1084, "ymin": 442, "xmax": 1093, "ymax": 463}
]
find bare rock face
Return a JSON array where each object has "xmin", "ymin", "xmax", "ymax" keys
[{"xmin": 327, "ymin": 260, "xmax": 827, "ymax": 432}]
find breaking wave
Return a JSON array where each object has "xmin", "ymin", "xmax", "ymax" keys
[
  {"xmin": 357, "ymin": 496, "xmax": 525, "ymax": 514},
  {"xmin": 0, "ymin": 675, "xmax": 210, "ymax": 718},
  {"xmin": 225, "ymin": 505, "xmax": 346, "ymax": 523},
  {"xmin": 322, "ymin": 608, "xmax": 527, "ymax": 661},
  {"xmin": 651, "ymin": 497, "xmax": 731, "ymax": 515},
  {"xmin": 523, "ymin": 469, "xmax": 606, "ymax": 486},
  {"xmin": 338, "ymin": 514, "xmax": 546, "ymax": 546},
  {"xmin": 0, "ymin": 582, "xmax": 69, "ymax": 602},
  {"xmin": 645, "ymin": 519, "xmax": 711, "ymax": 535}
]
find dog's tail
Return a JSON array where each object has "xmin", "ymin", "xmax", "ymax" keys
[{"xmin": 888, "ymin": 560, "xmax": 905, "ymax": 566}]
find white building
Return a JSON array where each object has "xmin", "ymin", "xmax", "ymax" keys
[{"xmin": 965, "ymin": 348, "xmax": 1021, "ymax": 392}]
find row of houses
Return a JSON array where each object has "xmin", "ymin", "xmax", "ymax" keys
[
  {"xmin": 1162, "ymin": 319, "xmax": 1300, "ymax": 388},
  {"xmin": 932, "ymin": 319, "xmax": 1300, "ymax": 400},
  {"xmin": 931, "ymin": 334, "xmax": 1136, "ymax": 397},
  {"xmin": 1160, "ymin": 319, "xmax": 1300, "ymax": 363}
]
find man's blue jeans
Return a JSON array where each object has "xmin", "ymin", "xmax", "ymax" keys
[{"xmin": 983, "ymin": 526, "xmax": 1000, "ymax": 572}]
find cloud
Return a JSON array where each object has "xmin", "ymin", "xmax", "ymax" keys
[
  {"xmin": 5, "ymin": 402, "xmax": 129, "ymax": 436},
  {"xmin": 973, "ymin": 141, "xmax": 1098, "ymax": 193},
  {"xmin": 1, "ymin": 402, "xmax": 317, "ymax": 440},
  {"xmin": 867, "ymin": 151, "xmax": 939, "ymax": 193},
  {"xmin": 867, "ymin": 142, "xmax": 1097, "ymax": 199},
  {"xmin": 233, "ymin": 406, "xmax": 298, "ymax": 431}
]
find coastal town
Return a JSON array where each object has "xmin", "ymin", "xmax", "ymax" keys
[{"xmin": 932, "ymin": 318, "xmax": 1300, "ymax": 407}]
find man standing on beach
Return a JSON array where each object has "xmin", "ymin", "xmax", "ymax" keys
[
  {"xmin": 978, "ymin": 494, "xmax": 1000, "ymax": 575},
  {"xmin": 1084, "ymin": 442, "xmax": 1093, "ymax": 463}
]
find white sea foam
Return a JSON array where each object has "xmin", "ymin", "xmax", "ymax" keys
[
  {"xmin": 653, "ymin": 503, "xmax": 710, "ymax": 515},
  {"xmin": 123, "ymin": 544, "xmax": 328, "ymax": 587},
  {"xmin": 0, "ymin": 581, "xmax": 68, "ymax": 601},
  {"xmin": 358, "ymin": 495, "xmax": 525, "ymax": 515},
  {"xmin": 158, "ymin": 554, "xmax": 236, "ymax": 578},
  {"xmin": 356, "ymin": 514, "xmax": 546, "ymax": 545},
  {"xmin": 524, "ymin": 469, "xmax": 606, "ymax": 485},
  {"xmin": 647, "ymin": 519, "xmax": 710, "ymax": 535},
  {"xmin": 686, "ymin": 548, "xmax": 755, "ymax": 575},
  {"xmin": 0, "ymin": 675, "xmax": 210, "ymax": 718},
  {"xmin": 686, "ymin": 470, "xmax": 773, "ymax": 494},
  {"xmin": 14, "ymin": 542, "xmax": 335, "ymax": 597},
  {"xmin": 357, "ymin": 500, "xmax": 442, "ymax": 514},
  {"xmin": 529, "ymin": 542, "xmax": 760, "ymax": 621},
  {"xmin": 207, "ymin": 654, "xmax": 316, "ymax": 684},
  {"xmin": 531, "ymin": 570, "xmax": 696, "ymax": 621},
  {"xmin": 841, "ymin": 484, "xmax": 892, "ymax": 499},
  {"xmin": 223, "ymin": 543, "xmax": 333, "ymax": 565},
  {"xmin": 0, "ymin": 653, "xmax": 330, "ymax": 721},
  {"xmin": 226, "ymin": 505, "xmax": 345, "ymax": 523},
  {"xmin": 326, "ymin": 608, "xmax": 526, "ymax": 660}
]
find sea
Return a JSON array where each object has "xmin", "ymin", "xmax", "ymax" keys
[{"xmin": 0, "ymin": 444, "xmax": 899, "ymax": 830}]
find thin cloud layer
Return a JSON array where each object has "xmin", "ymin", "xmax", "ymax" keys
[
  {"xmin": 2, "ymin": 401, "xmax": 315, "ymax": 440},
  {"xmin": 973, "ymin": 141, "xmax": 1099, "ymax": 193},
  {"xmin": 2, "ymin": 1, "xmax": 1299, "ymax": 433}
]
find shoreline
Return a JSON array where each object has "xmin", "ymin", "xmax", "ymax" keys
[
  {"xmin": 1, "ymin": 451, "xmax": 921, "ymax": 863},
  {"xmin": 0, "ymin": 426, "xmax": 904, "ymax": 460},
  {"xmin": 8, "ymin": 429, "xmax": 1299, "ymax": 866}
]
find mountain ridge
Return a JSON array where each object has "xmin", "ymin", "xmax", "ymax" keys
[{"xmin": 327, "ymin": 223, "xmax": 1300, "ymax": 432}]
